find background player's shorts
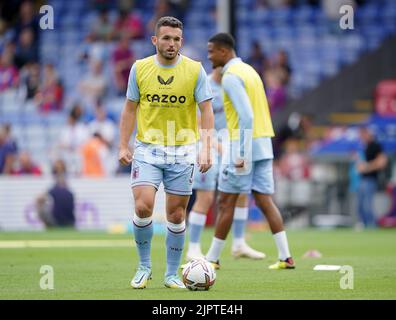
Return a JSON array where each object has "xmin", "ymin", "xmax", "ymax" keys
[
  {"xmin": 131, "ymin": 159, "xmax": 195, "ymax": 196},
  {"xmin": 218, "ymin": 159, "xmax": 274, "ymax": 194},
  {"xmin": 192, "ymin": 161, "xmax": 220, "ymax": 191}
]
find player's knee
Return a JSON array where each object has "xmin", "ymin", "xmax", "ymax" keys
[
  {"xmin": 255, "ymin": 194, "xmax": 275, "ymax": 212},
  {"xmin": 198, "ymin": 194, "xmax": 215, "ymax": 210},
  {"xmin": 168, "ymin": 208, "xmax": 185, "ymax": 224},
  {"xmin": 236, "ymin": 193, "xmax": 248, "ymax": 207},
  {"xmin": 206, "ymin": 193, "xmax": 215, "ymax": 206},
  {"xmin": 134, "ymin": 201, "xmax": 153, "ymax": 217},
  {"xmin": 218, "ymin": 196, "xmax": 235, "ymax": 215}
]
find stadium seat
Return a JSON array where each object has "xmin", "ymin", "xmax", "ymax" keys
[
  {"xmin": 292, "ymin": 5, "xmax": 315, "ymax": 24},
  {"xmin": 271, "ymin": 8, "xmax": 293, "ymax": 26}
]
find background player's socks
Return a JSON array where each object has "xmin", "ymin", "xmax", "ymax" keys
[
  {"xmin": 273, "ymin": 230, "xmax": 292, "ymax": 260},
  {"xmin": 133, "ymin": 214, "xmax": 153, "ymax": 268},
  {"xmin": 187, "ymin": 211, "xmax": 206, "ymax": 252},
  {"xmin": 165, "ymin": 221, "xmax": 186, "ymax": 277},
  {"xmin": 206, "ymin": 237, "xmax": 226, "ymax": 262},
  {"xmin": 232, "ymin": 206, "xmax": 249, "ymax": 248}
]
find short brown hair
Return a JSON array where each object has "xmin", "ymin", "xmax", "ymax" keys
[{"xmin": 155, "ymin": 16, "xmax": 183, "ymax": 35}]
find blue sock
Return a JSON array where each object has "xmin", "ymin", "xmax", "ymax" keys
[
  {"xmin": 188, "ymin": 211, "xmax": 206, "ymax": 244},
  {"xmin": 232, "ymin": 219, "xmax": 246, "ymax": 239},
  {"xmin": 166, "ymin": 221, "xmax": 186, "ymax": 277},
  {"xmin": 232, "ymin": 207, "xmax": 248, "ymax": 246},
  {"xmin": 133, "ymin": 215, "xmax": 153, "ymax": 268}
]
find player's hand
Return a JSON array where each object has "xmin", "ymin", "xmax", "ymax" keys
[
  {"xmin": 198, "ymin": 150, "xmax": 212, "ymax": 173},
  {"xmin": 235, "ymin": 158, "xmax": 245, "ymax": 169},
  {"xmin": 118, "ymin": 147, "xmax": 133, "ymax": 166},
  {"xmin": 215, "ymin": 141, "xmax": 223, "ymax": 155}
]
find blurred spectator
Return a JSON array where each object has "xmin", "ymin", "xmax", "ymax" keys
[
  {"xmin": 11, "ymin": 151, "xmax": 42, "ymax": 175},
  {"xmin": 0, "ymin": 124, "xmax": 18, "ymax": 174},
  {"xmin": 36, "ymin": 159, "xmax": 75, "ymax": 228},
  {"xmin": 290, "ymin": 112, "xmax": 314, "ymax": 143},
  {"xmin": 356, "ymin": 126, "xmax": 388, "ymax": 228},
  {"xmin": 34, "ymin": 63, "xmax": 63, "ymax": 112},
  {"xmin": 78, "ymin": 59, "xmax": 107, "ymax": 110},
  {"xmin": 112, "ymin": 33, "xmax": 134, "ymax": 95},
  {"xmin": 264, "ymin": 68, "xmax": 287, "ymax": 113},
  {"xmin": 80, "ymin": 132, "xmax": 112, "ymax": 177},
  {"xmin": 21, "ymin": 61, "xmax": 40, "ymax": 99},
  {"xmin": 278, "ymin": 138, "xmax": 311, "ymax": 181},
  {"xmin": 80, "ymin": 39, "xmax": 108, "ymax": 66},
  {"xmin": 262, "ymin": 49, "xmax": 292, "ymax": 112},
  {"xmin": 90, "ymin": 0, "xmax": 113, "ymax": 12},
  {"xmin": 273, "ymin": 113, "xmax": 314, "ymax": 159},
  {"xmin": 0, "ymin": 18, "xmax": 14, "ymax": 52},
  {"xmin": 57, "ymin": 104, "xmax": 90, "ymax": 175},
  {"xmin": 246, "ymin": 41, "xmax": 269, "ymax": 79},
  {"xmin": 374, "ymin": 80, "xmax": 396, "ymax": 117},
  {"xmin": 87, "ymin": 8, "xmax": 113, "ymax": 42},
  {"xmin": 167, "ymin": 0, "xmax": 190, "ymax": 21},
  {"xmin": 271, "ymin": 49, "xmax": 292, "ymax": 86},
  {"xmin": 112, "ymin": 7, "xmax": 144, "ymax": 41},
  {"xmin": 0, "ymin": 44, "xmax": 19, "ymax": 92},
  {"xmin": 118, "ymin": 0, "xmax": 136, "ymax": 12},
  {"xmin": 3, "ymin": 123, "xmax": 18, "ymax": 150},
  {"xmin": 147, "ymin": 0, "xmax": 178, "ymax": 34},
  {"xmin": 0, "ymin": 1, "xmax": 20, "ymax": 25},
  {"xmin": 88, "ymin": 102, "xmax": 116, "ymax": 148},
  {"xmin": 14, "ymin": 27, "xmax": 38, "ymax": 69},
  {"xmin": 13, "ymin": 1, "xmax": 40, "ymax": 43}
]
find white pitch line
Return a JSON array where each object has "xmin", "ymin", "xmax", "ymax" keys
[{"xmin": 0, "ymin": 240, "xmax": 134, "ymax": 249}]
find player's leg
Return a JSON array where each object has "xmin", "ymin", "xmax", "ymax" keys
[
  {"xmin": 206, "ymin": 163, "xmax": 251, "ymax": 268},
  {"xmin": 231, "ymin": 193, "xmax": 266, "ymax": 259},
  {"xmin": 252, "ymin": 159, "xmax": 295, "ymax": 269},
  {"xmin": 164, "ymin": 192, "xmax": 190, "ymax": 288},
  {"xmin": 206, "ymin": 191, "xmax": 240, "ymax": 268},
  {"xmin": 132, "ymin": 186, "xmax": 156, "ymax": 263},
  {"xmin": 187, "ymin": 189, "xmax": 215, "ymax": 260},
  {"xmin": 163, "ymin": 162, "xmax": 194, "ymax": 288},
  {"xmin": 186, "ymin": 162, "xmax": 218, "ymax": 260},
  {"xmin": 130, "ymin": 159, "xmax": 162, "ymax": 288}
]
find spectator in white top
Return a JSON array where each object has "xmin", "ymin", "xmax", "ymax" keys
[
  {"xmin": 78, "ymin": 58, "xmax": 107, "ymax": 111},
  {"xmin": 57, "ymin": 104, "xmax": 90, "ymax": 175},
  {"xmin": 88, "ymin": 101, "xmax": 116, "ymax": 148}
]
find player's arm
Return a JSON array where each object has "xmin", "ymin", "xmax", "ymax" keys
[
  {"xmin": 118, "ymin": 63, "xmax": 139, "ymax": 165},
  {"xmin": 195, "ymin": 66, "xmax": 214, "ymax": 173},
  {"xmin": 118, "ymin": 99, "xmax": 138, "ymax": 165},
  {"xmin": 222, "ymin": 74, "xmax": 253, "ymax": 167},
  {"xmin": 198, "ymin": 99, "xmax": 214, "ymax": 173}
]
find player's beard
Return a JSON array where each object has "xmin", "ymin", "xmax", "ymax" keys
[
  {"xmin": 211, "ymin": 62, "xmax": 220, "ymax": 69},
  {"xmin": 158, "ymin": 46, "xmax": 178, "ymax": 60}
]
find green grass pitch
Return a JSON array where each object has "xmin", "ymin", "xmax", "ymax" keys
[{"xmin": 0, "ymin": 228, "xmax": 395, "ymax": 300}]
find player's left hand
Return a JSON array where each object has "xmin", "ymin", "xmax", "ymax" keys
[
  {"xmin": 198, "ymin": 150, "xmax": 212, "ymax": 173},
  {"xmin": 235, "ymin": 158, "xmax": 245, "ymax": 169}
]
